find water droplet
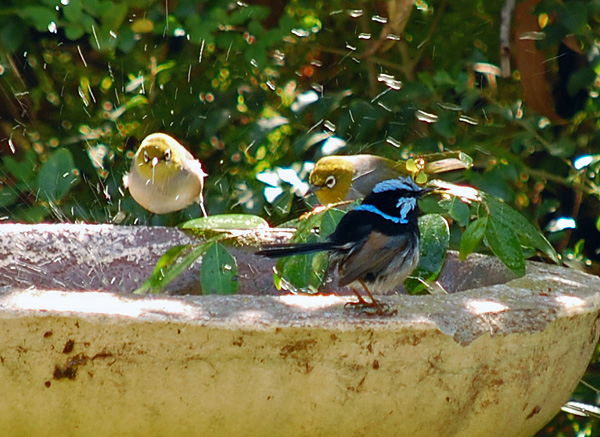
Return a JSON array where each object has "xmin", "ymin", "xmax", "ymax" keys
[
  {"xmin": 377, "ymin": 101, "xmax": 392, "ymax": 112},
  {"xmin": 323, "ymin": 120, "xmax": 336, "ymax": 132},
  {"xmin": 518, "ymin": 31, "xmax": 545, "ymax": 41},
  {"xmin": 386, "ymin": 34, "xmax": 401, "ymax": 41},
  {"xmin": 458, "ymin": 115, "xmax": 478, "ymax": 125},
  {"xmin": 48, "ymin": 22, "xmax": 58, "ymax": 34},
  {"xmin": 377, "ymin": 73, "xmax": 402, "ymax": 90},
  {"xmin": 291, "ymin": 90, "xmax": 319, "ymax": 112},
  {"xmin": 311, "ymin": 83, "xmax": 324, "ymax": 94},
  {"xmin": 546, "ymin": 217, "xmax": 576, "ymax": 232},
  {"xmin": 415, "ymin": 110, "xmax": 438, "ymax": 123},
  {"xmin": 538, "ymin": 117, "xmax": 551, "ymax": 129},
  {"xmin": 437, "ymin": 102, "xmax": 462, "ymax": 111},
  {"xmin": 292, "ymin": 28, "xmax": 310, "ymax": 38},
  {"xmin": 573, "ymin": 155, "xmax": 594, "ymax": 170},
  {"xmin": 358, "ymin": 33, "xmax": 371, "ymax": 40},
  {"xmin": 371, "ymin": 15, "xmax": 388, "ymax": 23},
  {"xmin": 386, "ymin": 136, "xmax": 402, "ymax": 148},
  {"xmin": 348, "ymin": 9, "xmax": 363, "ymax": 18}
]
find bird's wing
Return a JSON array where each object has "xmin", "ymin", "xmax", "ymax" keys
[{"xmin": 337, "ymin": 231, "xmax": 410, "ymax": 287}]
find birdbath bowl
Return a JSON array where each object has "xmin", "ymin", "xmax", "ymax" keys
[{"xmin": 0, "ymin": 223, "xmax": 599, "ymax": 436}]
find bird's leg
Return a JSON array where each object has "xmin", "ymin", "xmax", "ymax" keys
[
  {"xmin": 198, "ymin": 192, "xmax": 207, "ymax": 217},
  {"xmin": 345, "ymin": 280, "xmax": 397, "ymax": 316}
]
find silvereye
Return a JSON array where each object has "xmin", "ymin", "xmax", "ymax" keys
[
  {"xmin": 309, "ymin": 155, "xmax": 406, "ymax": 205},
  {"xmin": 124, "ymin": 132, "xmax": 208, "ymax": 216},
  {"xmin": 309, "ymin": 154, "xmax": 468, "ymax": 204}
]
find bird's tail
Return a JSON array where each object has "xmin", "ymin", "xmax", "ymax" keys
[{"xmin": 255, "ymin": 241, "xmax": 335, "ymax": 258}]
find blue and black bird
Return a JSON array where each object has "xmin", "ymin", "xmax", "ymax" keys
[{"xmin": 256, "ymin": 176, "xmax": 431, "ymax": 313}]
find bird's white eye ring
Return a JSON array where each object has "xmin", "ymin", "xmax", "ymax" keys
[
  {"xmin": 325, "ymin": 175, "xmax": 336, "ymax": 189},
  {"xmin": 164, "ymin": 148, "xmax": 172, "ymax": 161},
  {"xmin": 143, "ymin": 150, "xmax": 150, "ymax": 163}
]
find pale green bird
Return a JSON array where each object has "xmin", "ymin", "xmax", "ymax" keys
[
  {"xmin": 309, "ymin": 154, "xmax": 469, "ymax": 204},
  {"xmin": 124, "ymin": 132, "xmax": 208, "ymax": 216}
]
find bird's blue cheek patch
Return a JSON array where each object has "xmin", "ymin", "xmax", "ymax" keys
[
  {"xmin": 396, "ymin": 197, "xmax": 417, "ymax": 221},
  {"xmin": 354, "ymin": 204, "xmax": 409, "ymax": 224}
]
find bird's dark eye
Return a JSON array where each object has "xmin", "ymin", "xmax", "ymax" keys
[
  {"xmin": 143, "ymin": 150, "xmax": 150, "ymax": 163},
  {"xmin": 164, "ymin": 148, "xmax": 172, "ymax": 161},
  {"xmin": 325, "ymin": 175, "xmax": 336, "ymax": 189}
]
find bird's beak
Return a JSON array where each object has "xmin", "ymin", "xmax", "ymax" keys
[
  {"xmin": 423, "ymin": 186, "xmax": 447, "ymax": 196},
  {"xmin": 151, "ymin": 156, "xmax": 160, "ymax": 168},
  {"xmin": 305, "ymin": 184, "xmax": 321, "ymax": 197}
]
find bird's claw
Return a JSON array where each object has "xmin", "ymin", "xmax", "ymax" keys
[{"xmin": 344, "ymin": 298, "xmax": 397, "ymax": 317}]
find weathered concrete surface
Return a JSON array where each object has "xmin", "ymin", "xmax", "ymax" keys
[
  {"xmin": 0, "ymin": 223, "xmax": 515, "ymax": 295},
  {"xmin": 0, "ymin": 224, "xmax": 598, "ymax": 436}
]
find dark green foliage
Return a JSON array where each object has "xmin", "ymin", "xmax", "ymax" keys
[{"xmin": 1, "ymin": 1, "xmax": 599, "ymax": 433}]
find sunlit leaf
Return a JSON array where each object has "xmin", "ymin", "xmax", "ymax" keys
[
  {"xmin": 439, "ymin": 197, "xmax": 470, "ymax": 226},
  {"xmin": 459, "ymin": 216, "xmax": 487, "ymax": 260},
  {"xmin": 201, "ymin": 242, "xmax": 238, "ymax": 295},
  {"xmin": 484, "ymin": 214, "xmax": 526, "ymax": 276},
  {"xmin": 405, "ymin": 214, "xmax": 450, "ymax": 294},
  {"xmin": 484, "ymin": 195, "xmax": 559, "ymax": 263},
  {"xmin": 181, "ymin": 214, "xmax": 269, "ymax": 234},
  {"xmin": 134, "ymin": 244, "xmax": 206, "ymax": 294}
]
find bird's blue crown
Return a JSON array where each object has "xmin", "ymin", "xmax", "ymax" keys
[
  {"xmin": 372, "ymin": 176, "xmax": 422, "ymax": 195},
  {"xmin": 354, "ymin": 176, "xmax": 424, "ymax": 225}
]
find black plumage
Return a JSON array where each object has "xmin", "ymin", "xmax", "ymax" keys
[{"xmin": 256, "ymin": 176, "xmax": 431, "ymax": 313}]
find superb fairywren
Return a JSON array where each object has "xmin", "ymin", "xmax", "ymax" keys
[{"xmin": 257, "ymin": 176, "xmax": 431, "ymax": 313}]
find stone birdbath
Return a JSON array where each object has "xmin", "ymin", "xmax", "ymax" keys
[{"xmin": 0, "ymin": 223, "xmax": 598, "ymax": 436}]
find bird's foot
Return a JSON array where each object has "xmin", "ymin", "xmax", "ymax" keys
[{"xmin": 344, "ymin": 297, "xmax": 397, "ymax": 317}]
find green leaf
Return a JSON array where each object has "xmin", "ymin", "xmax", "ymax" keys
[
  {"xmin": 134, "ymin": 244, "xmax": 206, "ymax": 294},
  {"xmin": 439, "ymin": 197, "xmax": 470, "ymax": 226},
  {"xmin": 201, "ymin": 242, "xmax": 238, "ymax": 295},
  {"xmin": 181, "ymin": 214, "xmax": 269, "ymax": 231},
  {"xmin": 14, "ymin": 205, "xmax": 49, "ymax": 223},
  {"xmin": 484, "ymin": 195, "xmax": 559, "ymax": 263},
  {"xmin": 65, "ymin": 24, "xmax": 85, "ymax": 41},
  {"xmin": 405, "ymin": 214, "xmax": 450, "ymax": 294},
  {"xmin": 275, "ymin": 251, "xmax": 328, "ymax": 293},
  {"xmin": 560, "ymin": 1, "xmax": 588, "ymax": 33},
  {"xmin": 3, "ymin": 149, "xmax": 37, "ymax": 182},
  {"xmin": 273, "ymin": 208, "xmax": 341, "ymax": 293},
  {"xmin": 20, "ymin": 6, "xmax": 58, "ymax": 32},
  {"xmin": 319, "ymin": 209, "xmax": 345, "ymax": 236},
  {"xmin": 459, "ymin": 216, "xmax": 488, "ymax": 260},
  {"xmin": 0, "ymin": 184, "xmax": 19, "ymax": 208},
  {"xmin": 37, "ymin": 148, "xmax": 80, "ymax": 202},
  {"xmin": 63, "ymin": 0, "xmax": 83, "ymax": 23},
  {"xmin": 484, "ymin": 214, "xmax": 525, "ymax": 276},
  {"xmin": 0, "ymin": 17, "xmax": 25, "ymax": 52}
]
